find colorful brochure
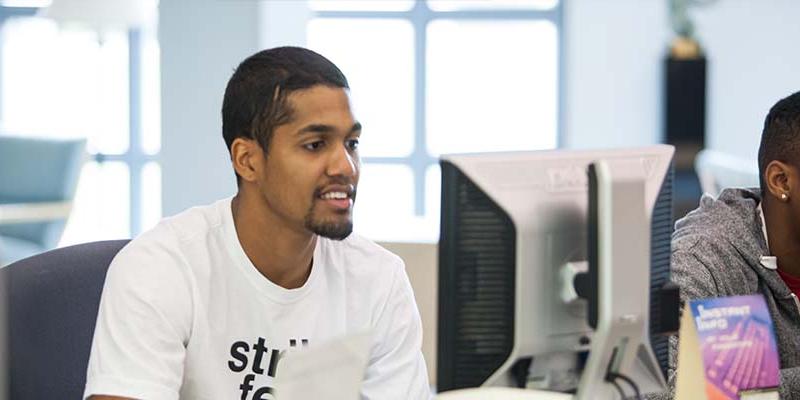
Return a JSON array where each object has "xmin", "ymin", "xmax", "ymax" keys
[{"xmin": 676, "ymin": 294, "xmax": 780, "ymax": 400}]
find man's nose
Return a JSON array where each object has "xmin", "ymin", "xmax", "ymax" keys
[{"xmin": 327, "ymin": 144, "xmax": 358, "ymax": 178}]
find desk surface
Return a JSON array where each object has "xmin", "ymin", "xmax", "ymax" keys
[
  {"xmin": 0, "ymin": 202, "xmax": 71, "ymax": 225},
  {"xmin": 436, "ymin": 388, "xmax": 573, "ymax": 400}
]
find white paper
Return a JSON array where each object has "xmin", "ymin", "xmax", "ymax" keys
[
  {"xmin": 740, "ymin": 390, "xmax": 780, "ymax": 400},
  {"xmin": 273, "ymin": 331, "xmax": 372, "ymax": 400}
]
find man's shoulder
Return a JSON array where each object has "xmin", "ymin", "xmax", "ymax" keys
[
  {"xmin": 110, "ymin": 199, "xmax": 229, "ymax": 273},
  {"xmin": 156, "ymin": 199, "xmax": 228, "ymax": 243},
  {"xmin": 672, "ymin": 229, "xmax": 726, "ymax": 255},
  {"xmin": 673, "ymin": 189, "xmax": 762, "ymax": 252},
  {"xmin": 672, "ymin": 223, "xmax": 752, "ymax": 271}
]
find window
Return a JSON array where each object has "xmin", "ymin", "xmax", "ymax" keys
[
  {"xmin": 307, "ymin": 0, "xmax": 561, "ymax": 242},
  {"xmin": 0, "ymin": 7, "xmax": 161, "ymax": 244}
]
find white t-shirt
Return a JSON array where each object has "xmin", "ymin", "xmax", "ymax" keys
[{"xmin": 84, "ymin": 197, "xmax": 430, "ymax": 400}]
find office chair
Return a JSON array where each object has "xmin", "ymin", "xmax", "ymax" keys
[
  {"xmin": 694, "ymin": 149, "xmax": 759, "ymax": 197},
  {"xmin": 0, "ymin": 135, "xmax": 87, "ymax": 265},
  {"xmin": 1, "ymin": 239, "xmax": 129, "ymax": 399}
]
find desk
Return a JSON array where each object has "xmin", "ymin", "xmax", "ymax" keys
[
  {"xmin": 0, "ymin": 201, "xmax": 72, "ymax": 264},
  {"xmin": 0, "ymin": 202, "xmax": 72, "ymax": 225},
  {"xmin": 436, "ymin": 388, "xmax": 574, "ymax": 400}
]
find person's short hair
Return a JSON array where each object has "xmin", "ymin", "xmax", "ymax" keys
[
  {"xmin": 758, "ymin": 91, "xmax": 800, "ymax": 192},
  {"xmin": 222, "ymin": 47, "xmax": 349, "ymax": 178}
]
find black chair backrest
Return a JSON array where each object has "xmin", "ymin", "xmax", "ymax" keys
[{"xmin": 2, "ymin": 240, "xmax": 129, "ymax": 399}]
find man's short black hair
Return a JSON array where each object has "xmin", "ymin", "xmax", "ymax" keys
[
  {"xmin": 758, "ymin": 91, "xmax": 800, "ymax": 192},
  {"xmin": 222, "ymin": 46, "xmax": 349, "ymax": 178}
]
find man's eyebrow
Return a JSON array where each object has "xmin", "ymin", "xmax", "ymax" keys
[
  {"xmin": 296, "ymin": 122, "xmax": 362, "ymax": 135},
  {"xmin": 296, "ymin": 124, "xmax": 333, "ymax": 135}
]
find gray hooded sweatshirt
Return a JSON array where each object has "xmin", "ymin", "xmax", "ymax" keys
[{"xmin": 649, "ymin": 187, "xmax": 800, "ymax": 399}]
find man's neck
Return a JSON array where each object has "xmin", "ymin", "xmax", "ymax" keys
[
  {"xmin": 763, "ymin": 198, "xmax": 800, "ymax": 277},
  {"xmin": 231, "ymin": 192, "xmax": 316, "ymax": 289}
]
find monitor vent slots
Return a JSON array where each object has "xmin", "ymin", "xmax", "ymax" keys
[
  {"xmin": 649, "ymin": 164, "xmax": 674, "ymax": 377},
  {"xmin": 439, "ymin": 162, "xmax": 516, "ymax": 390}
]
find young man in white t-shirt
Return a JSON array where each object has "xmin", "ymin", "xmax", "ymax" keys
[{"xmin": 84, "ymin": 46, "xmax": 431, "ymax": 400}]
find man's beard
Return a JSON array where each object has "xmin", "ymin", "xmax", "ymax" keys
[
  {"xmin": 305, "ymin": 215, "xmax": 353, "ymax": 240},
  {"xmin": 304, "ymin": 191, "xmax": 356, "ymax": 241}
]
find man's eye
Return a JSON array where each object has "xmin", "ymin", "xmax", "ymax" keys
[
  {"xmin": 346, "ymin": 139, "xmax": 359, "ymax": 150},
  {"xmin": 304, "ymin": 141, "xmax": 324, "ymax": 151}
]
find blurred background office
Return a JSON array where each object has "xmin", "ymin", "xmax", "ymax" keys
[{"xmin": 1, "ymin": 0, "xmax": 799, "ymax": 384}]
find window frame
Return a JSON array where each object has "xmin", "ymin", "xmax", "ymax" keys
[
  {"xmin": 0, "ymin": 6, "xmax": 157, "ymax": 237},
  {"xmin": 312, "ymin": 0, "xmax": 565, "ymax": 218}
]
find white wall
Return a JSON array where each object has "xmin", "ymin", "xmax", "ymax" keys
[
  {"xmin": 563, "ymin": 0, "xmax": 670, "ymax": 149},
  {"xmin": 693, "ymin": 0, "xmax": 800, "ymax": 159},
  {"xmin": 159, "ymin": 0, "xmax": 310, "ymax": 217},
  {"xmin": 159, "ymin": 0, "xmax": 261, "ymax": 216},
  {"xmin": 259, "ymin": 1, "xmax": 310, "ymax": 49},
  {"xmin": 563, "ymin": 0, "xmax": 800, "ymax": 160}
]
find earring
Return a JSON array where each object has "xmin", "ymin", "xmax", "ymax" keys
[{"xmin": 781, "ymin": 193, "xmax": 790, "ymax": 201}]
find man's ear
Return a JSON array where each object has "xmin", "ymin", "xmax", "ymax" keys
[
  {"xmin": 764, "ymin": 160, "xmax": 795, "ymax": 202},
  {"xmin": 231, "ymin": 138, "xmax": 263, "ymax": 183}
]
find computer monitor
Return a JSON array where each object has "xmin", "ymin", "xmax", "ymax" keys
[{"xmin": 437, "ymin": 145, "xmax": 678, "ymax": 398}]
